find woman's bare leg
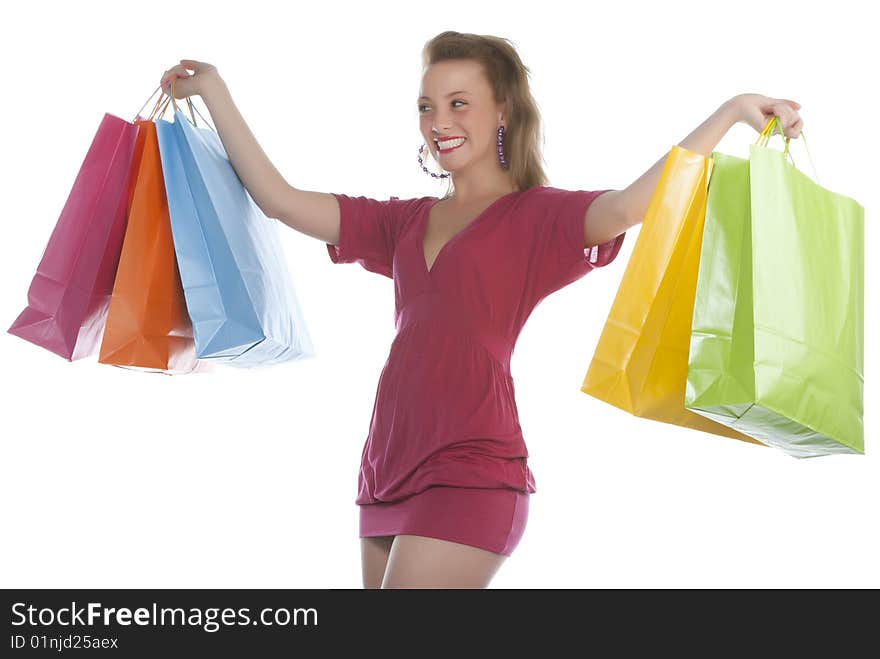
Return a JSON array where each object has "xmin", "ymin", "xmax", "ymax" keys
[
  {"xmin": 381, "ymin": 534, "xmax": 507, "ymax": 589},
  {"xmin": 361, "ymin": 536, "xmax": 395, "ymax": 589}
]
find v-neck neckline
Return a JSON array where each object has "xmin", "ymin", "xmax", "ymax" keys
[{"xmin": 419, "ymin": 189, "xmax": 522, "ymax": 276}]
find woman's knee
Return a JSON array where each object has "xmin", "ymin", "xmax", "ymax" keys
[{"xmin": 381, "ymin": 534, "xmax": 507, "ymax": 589}]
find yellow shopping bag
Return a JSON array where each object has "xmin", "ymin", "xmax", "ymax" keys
[{"xmin": 581, "ymin": 145, "xmax": 760, "ymax": 445}]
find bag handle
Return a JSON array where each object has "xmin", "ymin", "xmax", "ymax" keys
[
  {"xmin": 131, "ymin": 81, "xmax": 216, "ymax": 132},
  {"xmin": 151, "ymin": 94, "xmax": 173, "ymax": 121},
  {"xmin": 164, "ymin": 78, "xmax": 217, "ymax": 132},
  {"xmin": 133, "ymin": 85, "xmax": 163, "ymax": 122},
  {"xmin": 131, "ymin": 84, "xmax": 197, "ymax": 125},
  {"xmin": 755, "ymin": 116, "xmax": 820, "ymax": 184},
  {"xmin": 156, "ymin": 81, "xmax": 197, "ymax": 126}
]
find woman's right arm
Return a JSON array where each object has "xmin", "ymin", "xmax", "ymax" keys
[{"xmin": 163, "ymin": 60, "xmax": 342, "ymax": 246}]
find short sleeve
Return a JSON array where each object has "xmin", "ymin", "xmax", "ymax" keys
[
  {"xmin": 325, "ymin": 193, "xmax": 415, "ymax": 279},
  {"xmin": 528, "ymin": 187, "xmax": 627, "ymax": 299}
]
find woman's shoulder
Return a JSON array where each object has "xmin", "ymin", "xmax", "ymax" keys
[
  {"xmin": 514, "ymin": 184, "xmax": 573, "ymax": 208},
  {"xmin": 521, "ymin": 184, "xmax": 575, "ymax": 200},
  {"xmin": 367, "ymin": 194, "xmax": 434, "ymax": 226},
  {"xmin": 517, "ymin": 184, "xmax": 608, "ymax": 214},
  {"xmin": 388, "ymin": 194, "xmax": 438, "ymax": 212},
  {"xmin": 510, "ymin": 184, "xmax": 561, "ymax": 215}
]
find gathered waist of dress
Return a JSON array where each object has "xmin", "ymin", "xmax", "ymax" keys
[{"xmin": 394, "ymin": 295, "xmax": 512, "ymax": 372}]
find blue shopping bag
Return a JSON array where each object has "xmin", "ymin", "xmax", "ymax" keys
[{"xmin": 155, "ymin": 96, "xmax": 314, "ymax": 367}]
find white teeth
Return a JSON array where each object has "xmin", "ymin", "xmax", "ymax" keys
[{"xmin": 436, "ymin": 138, "xmax": 466, "ymax": 149}]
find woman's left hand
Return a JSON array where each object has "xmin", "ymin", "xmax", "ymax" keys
[{"xmin": 729, "ymin": 93, "xmax": 804, "ymax": 139}]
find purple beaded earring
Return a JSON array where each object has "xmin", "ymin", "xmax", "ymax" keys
[
  {"xmin": 418, "ymin": 125, "xmax": 509, "ymax": 178},
  {"xmin": 496, "ymin": 124, "xmax": 509, "ymax": 169},
  {"xmin": 417, "ymin": 143, "xmax": 449, "ymax": 179}
]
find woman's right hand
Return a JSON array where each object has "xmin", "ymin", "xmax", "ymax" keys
[{"xmin": 160, "ymin": 59, "xmax": 221, "ymax": 99}]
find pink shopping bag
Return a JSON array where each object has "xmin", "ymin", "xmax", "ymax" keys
[{"xmin": 8, "ymin": 112, "xmax": 144, "ymax": 360}]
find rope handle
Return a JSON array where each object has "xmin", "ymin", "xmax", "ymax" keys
[
  {"xmin": 754, "ymin": 115, "xmax": 820, "ymax": 184},
  {"xmin": 131, "ymin": 81, "xmax": 216, "ymax": 132},
  {"xmin": 167, "ymin": 78, "xmax": 217, "ymax": 131}
]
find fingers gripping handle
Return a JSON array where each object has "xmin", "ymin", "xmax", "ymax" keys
[{"xmin": 755, "ymin": 116, "xmax": 820, "ymax": 184}]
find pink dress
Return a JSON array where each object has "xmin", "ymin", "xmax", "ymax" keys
[{"xmin": 326, "ymin": 185, "xmax": 626, "ymax": 555}]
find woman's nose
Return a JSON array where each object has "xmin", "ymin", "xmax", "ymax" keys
[{"xmin": 431, "ymin": 112, "xmax": 452, "ymax": 132}]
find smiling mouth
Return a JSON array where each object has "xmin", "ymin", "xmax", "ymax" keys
[{"xmin": 435, "ymin": 138, "xmax": 466, "ymax": 154}]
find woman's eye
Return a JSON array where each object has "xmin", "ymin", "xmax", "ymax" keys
[{"xmin": 418, "ymin": 100, "xmax": 466, "ymax": 112}]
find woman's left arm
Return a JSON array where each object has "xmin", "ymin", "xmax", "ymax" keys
[{"xmin": 587, "ymin": 93, "xmax": 804, "ymax": 246}]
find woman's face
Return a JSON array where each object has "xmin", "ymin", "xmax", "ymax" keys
[{"xmin": 418, "ymin": 59, "xmax": 505, "ymax": 177}]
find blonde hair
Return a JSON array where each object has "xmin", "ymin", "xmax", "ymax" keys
[{"xmin": 420, "ymin": 31, "xmax": 549, "ymax": 198}]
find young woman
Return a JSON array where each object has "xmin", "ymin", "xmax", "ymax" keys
[{"xmin": 160, "ymin": 31, "xmax": 802, "ymax": 589}]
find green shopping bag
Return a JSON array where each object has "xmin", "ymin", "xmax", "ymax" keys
[{"xmin": 685, "ymin": 118, "xmax": 864, "ymax": 458}]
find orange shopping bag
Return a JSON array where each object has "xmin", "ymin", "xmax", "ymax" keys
[{"xmin": 98, "ymin": 96, "xmax": 200, "ymax": 374}]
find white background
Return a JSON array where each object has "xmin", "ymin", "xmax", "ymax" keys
[{"xmin": 1, "ymin": 0, "xmax": 876, "ymax": 588}]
